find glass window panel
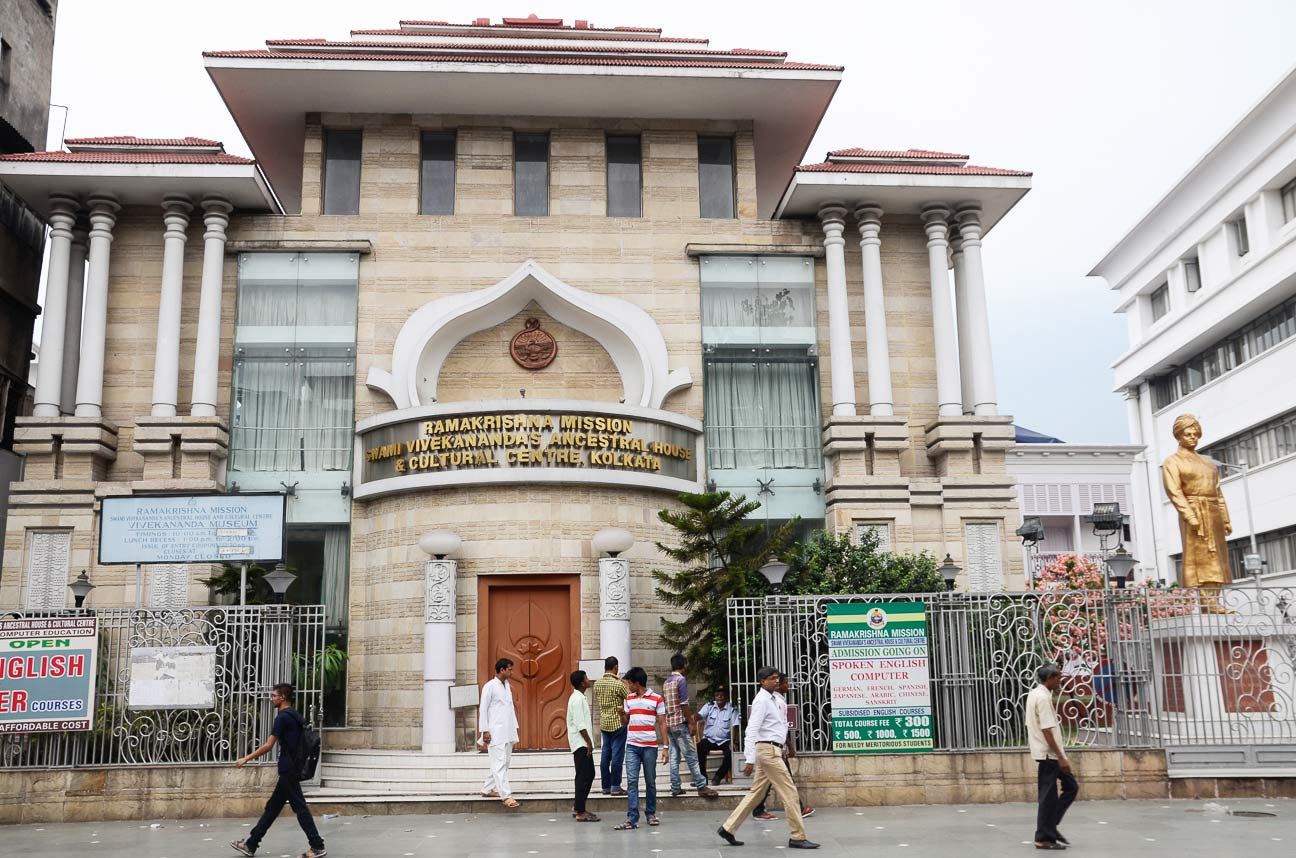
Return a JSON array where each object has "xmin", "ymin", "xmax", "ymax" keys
[
  {"xmin": 1283, "ymin": 179, "xmax": 1296, "ymax": 223},
  {"xmin": 322, "ymin": 130, "xmax": 362, "ymax": 216},
  {"xmin": 1184, "ymin": 260, "xmax": 1202, "ymax": 293},
  {"xmin": 420, "ymin": 131, "xmax": 456, "ymax": 215},
  {"xmin": 606, "ymin": 135, "xmax": 642, "ymax": 217},
  {"xmin": 1233, "ymin": 218, "xmax": 1250, "ymax": 256},
  {"xmin": 514, "ymin": 132, "xmax": 549, "ymax": 216},
  {"xmin": 703, "ymin": 354, "xmax": 819, "ymax": 470},
  {"xmin": 1150, "ymin": 283, "xmax": 1170, "ymax": 320},
  {"xmin": 698, "ymin": 136, "xmax": 736, "ymax": 219}
]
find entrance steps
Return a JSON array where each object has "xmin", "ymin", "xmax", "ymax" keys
[{"xmin": 308, "ymin": 749, "xmax": 751, "ymax": 815}]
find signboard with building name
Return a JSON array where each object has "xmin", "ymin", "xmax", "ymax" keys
[
  {"xmin": 828, "ymin": 602, "xmax": 933, "ymax": 754},
  {"xmin": 0, "ymin": 617, "xmax": 98, "ymax": 734},
  {"xmin": 98, "ymin": 494, "xmax": 286, "ymax": 565},
  {"xmin": 355, "ymin": 402, "xmax": 702, "ymax": 498},
  {"xmin": 127, "ymin": 646, "xmax": 217, "ymax": 710}
]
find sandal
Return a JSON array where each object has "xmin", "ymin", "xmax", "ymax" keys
[
  {"xmin": 647, "ymin": 814, "xmax": 660, "ymax": 826},
  {"xmin": 502, "ymin": 797, "xmax": 521, "ymax": 808},
  {"xmin": 230, "ymin": 840, "xmax": 255, "ymax": 857},
  {"xmin": 613, "ymin": 821, "xmax": 638, "ymax": 830},
  {"xmin": 576, "ymin": 813, "xmax": 601, "ymax": 822},
  {"xmin": 480, "ymin": 790, "xmax": 499, "ymax": 798}
]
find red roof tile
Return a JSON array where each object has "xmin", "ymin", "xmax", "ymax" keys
[
  {"xmin": 351, "ymin": 27, "xmax": 711, "ymax": 43},
  {"xmin": 263, "ymin": 38, "xmax": 786, "ymax": 58},
  {"xmin": 797, "ymin": 161, "xmax": 1031, "ymax": 177},
  {"xmin": 63, "ymin": 135, "xmax": 223, "ymax": 147},
  {"xmin": 0, "ymin": 151, "xmax": 255, "ymax": 165},
  {"xmin": 399, "ymin": 18, "xmax": 663, "ymax": 34},
  {"xmin": 204, "ymin": 48, "xmax": 841, "ymax": 71},
  {"xmin": 827, "ymin": 147, "xmax": 969, "ymax": 160}
]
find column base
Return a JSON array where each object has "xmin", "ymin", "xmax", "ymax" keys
[
  {"xmin": 131, "ymin": 415, "xmax": 229, "ymax": 490},
  {"xmin": 823, "ymin": 415, "xmax": 910, "ymax": 481},
  {"xmin": 14, "ymin": 416, "xmax": 119, "ymax": 482},
  {"xmin": 923, "ymin": 415, "xmax": 1015, "ymax": 478}
]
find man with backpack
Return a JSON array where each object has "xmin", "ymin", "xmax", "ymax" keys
[{"xmin": 231, "ymin": 682, "xmax": 326, "ymax": 858}]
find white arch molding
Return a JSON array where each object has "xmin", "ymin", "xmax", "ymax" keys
[{"xmin": 366, "ymin": 259, "xmax": 693, "ymax": 410}]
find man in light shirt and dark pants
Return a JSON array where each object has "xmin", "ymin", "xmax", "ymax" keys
[
  {"xmin": 716, "ymin": 666, "xmax": 819, "ymax": 850},
  {"xmin": 479, "ymin": 658, "xmax": 522, "ymax": 809},
  {"xmin": 1027, "ymin": 664, "xmax": 1078, "ymax": 850},
  {"xmin": 567, "ymin": 670, "xmax": 600, "ymax": 822}
]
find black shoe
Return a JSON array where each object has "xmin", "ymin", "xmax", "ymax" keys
[
  {"xmin": 788, "ymin": 840, "xmax": 820, "ymax": 850},
  {"xmin": 671, "ymin": 788, "xmax": 685, "ymax": 797},
  {"xmin": 1056, "ymin": 833, "xmax": 1070, "ymax": 846},
  {"xmin": 1034, "ymin": 842, "xmax": 1067, "ymax": 851},
  {"xmin": 717, "ymin": 826, "xmax": 744, "ymax": 846}
]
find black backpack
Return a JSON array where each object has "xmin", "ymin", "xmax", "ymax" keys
[{"xmin": 289, "ymin": 710, "xmax": 322, "ymax": 781}]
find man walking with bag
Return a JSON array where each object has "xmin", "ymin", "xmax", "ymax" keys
[
  {"xmin": 716, "ymin": 667, "xmax": 818, "ymax": 850},
  {"xmin": 1028, "ymin": 664, "xmax": 1079, "ymax": 850},
  {"xmin": 479, "ymin": 658, "xmax": 521, "ymax": 808},
  {"xmin": 567, "ymin": 670, "xmax": 600, "ymax": 822},
  {"xmin": 230, "ymin": 683, "xmax": 325, "ymax": 858}
]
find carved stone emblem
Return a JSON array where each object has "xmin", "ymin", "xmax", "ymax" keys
[{"xmin": 509, "ymin": 317, "xmax": 558, "ymax": 370}]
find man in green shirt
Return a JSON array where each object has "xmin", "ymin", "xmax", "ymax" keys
[
  {"xmin": 567, "ymin": 670, "xmax": 599, "ymax": 822},
  {"xmin": 593, "ymin": 656, "xmax": 628, "ymax": 796}
]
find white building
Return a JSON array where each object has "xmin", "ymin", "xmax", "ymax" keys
[
  {"xmin": 1091, "ymin": 65, "xmax": 1296, "ymax": 584},
  {"xmin": 1007, "ymin": 427, "xmax": 1145, "ymax": 586}
]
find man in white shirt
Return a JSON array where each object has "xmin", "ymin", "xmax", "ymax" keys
[
  {"xmin": 716, "ymin": 667, "xmax": 818, "ymax": 850},
  {"xmin": 1026, "ymin": 663, "xmax": 1078, "ymax": 850},
  {"xmin": 566, "ymin": 669, "xmax": 599, "ymax": 822},
  {"xmin": 478, "ymin": 658, "xmax": 521, "ymax": 808}
]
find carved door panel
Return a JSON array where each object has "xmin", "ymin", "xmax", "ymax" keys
[{"xmin": 486, "ymin": 585, "xmax": 573, "ymax": 749}]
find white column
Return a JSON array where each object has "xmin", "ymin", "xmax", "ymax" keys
[
  {"xmin": 922, "ymin": 206, "xmax": 962, "ymax": 417},
  {"xmin": 58, "ymin": 222, "xmax": 89, "ymax": 416},
  {"xmin": 599, "ymin": 556, "xmax": 631, "ymax": 672},
  {"xmin": 954, "ymin": 207, "xmax": 999, "ymax": 416},
  {"xmin": 32, "ymin": 195, "xmax": 79, "ymax": 417},
  {"xmin": 190, "ymin": 196, "xmax": 232, "ymax": 417},
  {"xmin": 151, "ymin": 196, "xmax": 193, "ymax": 418},
  {"xmin": 74, "ymin": 196, "xmax": 120, "ymax": 418},
  {"xmin": 854, "ymin": 205, "xmax": 894, "ymax": 416},
  {"xmin": 951, "ymin": 233, "xmax": 976, "ymax": 415},
  {"xmin": 423, "ymin": 557, "xmax": 457, "ymax": 752},
  {"xmin": 819, "ymin": 204, "xmax": 857, "ymax": 416}
]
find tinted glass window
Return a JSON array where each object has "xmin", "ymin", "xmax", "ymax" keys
[
  {"xmin": 514, "ymin": 133, "xmax": 549, "ymax": 216},
  {"xmin": 607, "ymin": 135, "xmax": 642, "ymax": 217},
  {"xmin": 698, "ymin": 136, "xmax": 735, "ymax": 219},
  {"xmin": 322, "ymin": 130, "xmax": 362, "ymax": 216},
  {"xmin": 420, "ymin": 131, "xmax": 456, "ymax": 215}
]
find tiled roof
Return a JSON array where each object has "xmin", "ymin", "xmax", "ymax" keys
[
  {"xmin": 63, "ymin": 136, "xmax": 223, "ymax": 147},
  {"xmin": 0, "ymin": 151, "xmax": 254, "ymax": 165},
  {"xmin": 204, "ymin": 49, "xmax": 842, "ymax": 71},
  {"xmin": 263, "ymin": 38, "xmax": 786, "ymax": 58},
  {"xmin": 399, "ymin": 18, "xmax": 663, "ymax": 33},
  {"xmin": 797, "ymin": 161, "xmax": 1031, "ymax": 177},
  {"xmin": 827, "ymin": 147, "xmax": 969, "ymax": 160},
  {"xmin": 350, "ymin": 28, "xmax": 712, "ymax": 43}
]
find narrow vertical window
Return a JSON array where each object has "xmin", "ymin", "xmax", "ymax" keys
[
  {"xmin": 1282, "ymin": 178, "xmax": 1296, "ymax": 223},
  {"xmin": 606, "ymin": 135, "xmax": 642, "ymax": 217},
  {"xmin": 1150, "ymin": 282, "xmax": 1170, "ymax": 321},
  {"xmin": 420, "ymin": 131, "xmax": 456, "ymax": 215},
  {"xmin": 1231, "ymin": 217, "xmax": 1250, "ymax": 257},
  {"xmin": 1184, "ymin": 259, "xmax": 1202, "ymax": 293},
  {"xmin": 514, "ymin": 132, "xmax": 549, "ymax": 216},
  {"xmin": 322, "ymin": 130, "xmax": 362, "ymax": 216},
  {"xmin": 698, "ymin": 136, "xmax": 736, "ymax": 219}
]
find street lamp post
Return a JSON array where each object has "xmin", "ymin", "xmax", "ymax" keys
[
  {"xmin": 1105, "ymin": 545, "xmax": 1138, "ymax": 589},
  {"xmin": 68, "ymin": 570, "xmax": 96, "ymax": 609},
  {"xmin": 261, "ymin": 562, "xmax": 298, "ymax": 604},
  {"xmin": 759, "ymin": 556, "xmax": 790, "ymax": 595},
  {"xmin": 938, "ymin": 554, "xmax": 961, "ymax": 592}
]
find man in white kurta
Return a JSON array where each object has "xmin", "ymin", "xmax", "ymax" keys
[{"xmin": 478, "ymin": 658, "xmax": 521, "ymax": 806}]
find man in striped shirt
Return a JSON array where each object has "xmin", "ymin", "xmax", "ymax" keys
[{"xmin": 613, "ymin": 666, "xmax": 670, "ymax": 830}]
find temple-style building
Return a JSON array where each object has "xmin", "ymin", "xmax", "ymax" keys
[{"xmin": 0, "ymin": 15, "xmax": 1031, "ymax": 751}]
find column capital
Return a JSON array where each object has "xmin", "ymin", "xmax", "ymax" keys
[
  {"xmin": 854, "ymin": 203, "xmax": 883, "ymax": 226},
  {"xmin": 71, "ymin": 217, "xmax": 90, "ymax": 249},
  {"xmin": 818, "ymin": 202, "xmax": 849, "ymax": 228},
  {"xmin": 202, "ymin": 195, "xmax": 234, "ymax": 217},
  {"xmin": 162, "ymin": 195, "xmax": 193, "ymax": 237},
  {"xmin": 86, "ymin": 195, "xmax": 120, "ymax": 236},
  {"xmin": 47, "ymin": 194, "xmax": 79, "ymax": 235},
  {"xmin": 950, "ymin": 233, "xmax": 966, "ymax": 256},
  {"xmin": 922, "ymin": 205, "xmax": 951, "ymax": 244},
  {"xmin": 955, "ymin": 205, "xmax": 984, "ymax": 245}
]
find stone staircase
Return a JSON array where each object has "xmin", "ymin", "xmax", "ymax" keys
[{"xmin": 307, "ymin": 748, "xmax": 751, "ymax": 815}]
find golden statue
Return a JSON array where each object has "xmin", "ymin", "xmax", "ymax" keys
[{"xmin": 1162, "ymin": 414, "xmax": 1233, "ymax": 592}]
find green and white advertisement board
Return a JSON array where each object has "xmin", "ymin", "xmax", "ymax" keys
[{"xmin": 828, "ymin": 601, "xmax": 933, "ymax": 753}]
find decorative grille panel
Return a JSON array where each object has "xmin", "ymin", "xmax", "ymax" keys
[
  {"xmin": 23, "ymin": 530, "xmax": 71, "ymax": 610},
  {"xmin": 148, "ymin": 564, "xmax": 190, "ymax": 609},
  {"xmin": 854, "ymin": 521, "xmax": 892, "ymax": 552},
  {"xmin": 965, "ymin": 522, "xmax": 1002, "ymax": 593}
]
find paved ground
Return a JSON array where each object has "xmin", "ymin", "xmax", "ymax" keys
[{"xmin": 3, "ymin": 798, "xmax": 1293, "ymax": 857}]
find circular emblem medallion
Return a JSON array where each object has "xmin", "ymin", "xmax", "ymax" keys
[{"xmin": 509, "ymin": 317, "xmax": 558, "ymax": 370}]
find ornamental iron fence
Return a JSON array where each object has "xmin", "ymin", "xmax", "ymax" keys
[
  {"xmin": 0, "ymin": 605, "xmax": 325, "ymax": 769},
  {"xmin": 728, "ymin": 585, "xmax": 1296, "ymax": 756}
]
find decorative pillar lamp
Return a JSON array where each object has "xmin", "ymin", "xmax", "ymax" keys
[
  {"xmin": 939, "ymin": 554, "xmax": 962, "ymax": 592},
  {"xmin": 759, "ymin": 556, "xmax": 791, "ymax": 595},
  {"xmin": 418, "ymin": 530, "xmax": 461, "ymax": 753},
  {"xmin": 68, "ymin": 570, "xmax": 96, "ymax": 609},
  {"xmin": 261, "ymin": 562, "xmax": 297, "ymax": 604},
  {"xmin": 1106, "ymin": 545, "xmax": 1138, "ymax": 589},
  {"xmin": 593, "ymin": 527, "xmax": 634, "ymax": 676}
]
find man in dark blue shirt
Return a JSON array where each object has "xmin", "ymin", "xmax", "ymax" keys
[{"xmin": 230, "ymin": 683, "xmax": 325, "ymax": 858}]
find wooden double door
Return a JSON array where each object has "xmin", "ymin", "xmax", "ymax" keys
[{"xmin": 478, "ymin": 575, "xmax": 580, "ymax": 750}]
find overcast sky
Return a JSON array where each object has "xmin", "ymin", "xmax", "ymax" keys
[{"xmin": 41, "ymin": 1, "xmax": 1296, "ymax": 442}]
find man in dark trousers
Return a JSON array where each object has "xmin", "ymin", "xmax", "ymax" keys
[
  {"xmin": 1027, "ymin": 664, "xmax": 1078, "ymax": 850},
  {"xmin": 566, "ymin": 669, "xmax": 600, "ymax": 822},
  {"xmin": 231, "ymin": 683, "xmax": 325, "ymax": 858}
]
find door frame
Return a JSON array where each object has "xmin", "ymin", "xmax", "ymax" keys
[{"xmin": 477, "ymin": 573, "xmax": 582, "ymax": 748}]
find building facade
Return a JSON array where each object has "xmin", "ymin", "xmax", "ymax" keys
[
  {"xmin": 0, "ymin": 16, "xmax": 1031, "ymax": 750},
  {"xmin": 1092, "ymin": 65, "xmax": 1296, "ymax": 585},
  {"xmin": 0, "ymin": 0, "xmax": 58, "ymax": 570}
]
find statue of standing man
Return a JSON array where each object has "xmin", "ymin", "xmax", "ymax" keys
[{"xmin": 1162, "ymin": 414, "xmax": 1233, "ymax": 590}]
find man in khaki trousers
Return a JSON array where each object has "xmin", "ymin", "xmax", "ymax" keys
[{"xmin": 716, "ymin": 667, "xmax": 819, "ymax": 850}]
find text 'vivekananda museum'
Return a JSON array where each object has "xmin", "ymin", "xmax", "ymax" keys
[{"xmin": 0, "ymin": 16, "xmax": 1031, "ymax": 756}]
